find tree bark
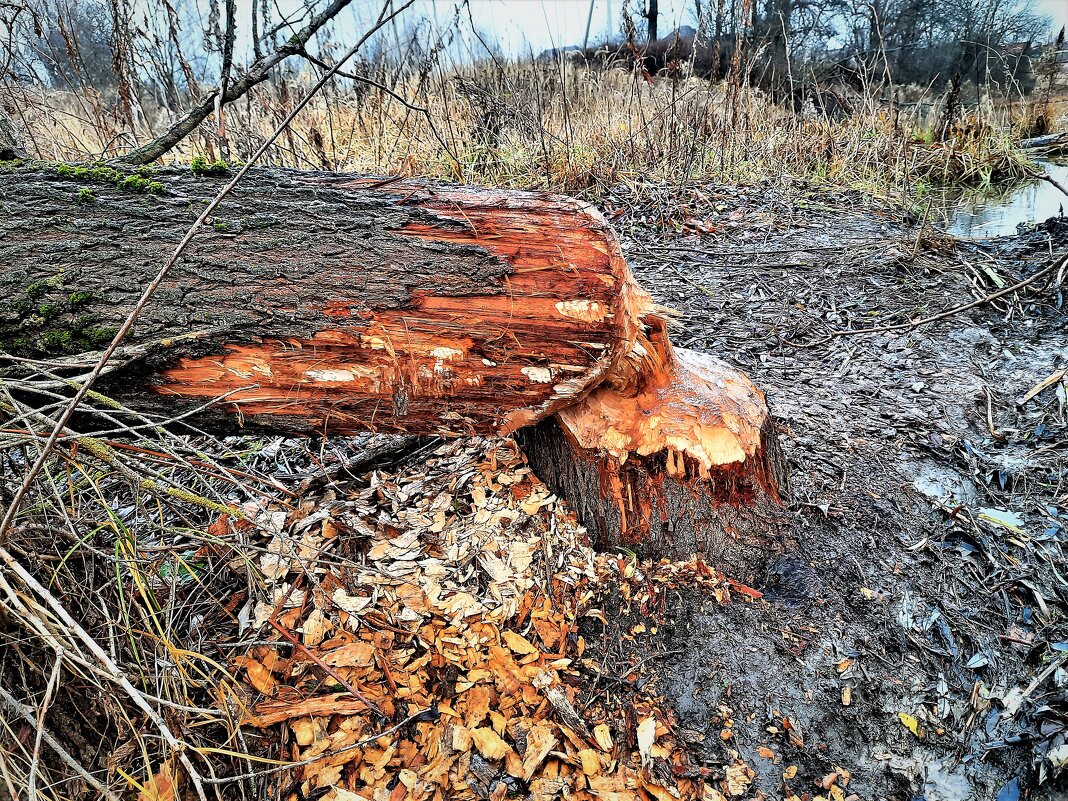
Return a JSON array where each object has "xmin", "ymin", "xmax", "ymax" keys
[
  {"xmin": 0, "ymin": 164, "xmax": 642, "ymax": 436},
  {"xmin": 1, "ymin": 163, "xmax": 789, "ymax": 569}
]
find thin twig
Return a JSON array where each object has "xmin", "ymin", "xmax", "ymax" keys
[
  {"xmin": 790, "ymin": 253, "xmax": 1066, "ymax": 348},
  {"xmin": 27, "ymin": 648, "xmax": 62, "ymax": 801}
]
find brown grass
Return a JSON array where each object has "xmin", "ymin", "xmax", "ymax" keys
[{"xmin": 8, "ymin": 58, "xmax": 1048, "ymax": 202}]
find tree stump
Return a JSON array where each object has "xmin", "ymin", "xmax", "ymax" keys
[
  {"xmin": 0, "ymin": 163, "xmax": 789, "ymax": 570},
  {"xmin": 517, "ymin": 317, "xmax": 789, "ymax": 573}
]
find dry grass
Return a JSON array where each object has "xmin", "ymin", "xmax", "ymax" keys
[{"xmin": 8, "ymin": 58, "xmax": 1044, "ymax": 202}]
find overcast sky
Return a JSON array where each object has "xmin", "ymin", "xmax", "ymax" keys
[
  {"xmin": 392, "ymin": 0, "xmax": 1068, "ymax": 57},
  {"xmin": 280, "ymin": 0, "xmax": 1068, "ymax": 67}
]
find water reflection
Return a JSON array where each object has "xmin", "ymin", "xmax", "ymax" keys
[{"xmin": 937, "ymin": 159, "xmax": 1068, "ymax": 239}]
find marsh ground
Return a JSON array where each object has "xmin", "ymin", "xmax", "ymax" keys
[{"xmin": 577, "ymin": 181, "xmax": 1068, "ymax": 799}]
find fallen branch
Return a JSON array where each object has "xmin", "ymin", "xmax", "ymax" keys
[
  {"xmin": 792, "ymin": 253, "xmax": 1066, "ymax": 348},
  {"xmin": 114, "ymin": 0, "xmax": 358, "ymax": 165},
  {"xmin": 1023, "ymin": 164, "xmax": 1068, "ymax": 200}
]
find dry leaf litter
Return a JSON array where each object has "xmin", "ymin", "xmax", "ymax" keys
[{"xmin": 222, "ymin": 437, "xmax": 787, "ymax": 801}]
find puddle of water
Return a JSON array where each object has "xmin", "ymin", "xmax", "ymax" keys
[{"xmin": 937, "ymin": 159, "xmax": 1068, "ymax": 238}]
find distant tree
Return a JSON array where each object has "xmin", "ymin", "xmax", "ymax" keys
[{"xmin": 28, "ymin": 0, "xmax": 117, "ymax": 92}]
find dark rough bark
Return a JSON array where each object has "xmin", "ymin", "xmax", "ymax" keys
[{"xmin": 0, "ymin": 164, "xmax": 640, "ymax": 436}]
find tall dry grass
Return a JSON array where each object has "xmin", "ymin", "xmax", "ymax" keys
[{"xmin": 8, "ymin": 56, "xmax": 1047, "ymax": 202}]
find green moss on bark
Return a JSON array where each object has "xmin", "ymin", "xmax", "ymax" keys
[{"xmin": 2, "ymin": 273, "xmax": 121, "ymax": 357}]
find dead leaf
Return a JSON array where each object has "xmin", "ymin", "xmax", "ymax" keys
[
  {"xmin": 502, "ymin": 630, "xmax": 538, "ymax": 655},
  {"xmin": 578, "ymin": 748, "xmax": 601, "ymax": 776},
  {"xmin": 593, "ymin": 723, "xmax": 614, "ymax": 752},
  {"xmin": 522, "ymin": 722, "xmax": 557, "ymax": 780},
  {"xmin": 137, "ymin": 764, "xmax": 175, "ymax": 801},
  {"xmin": 897, "ymin": 712, "xmax": 923, "ymax": 738},
  {"xmin": 233, "ymin": 656, "xmax": 277, "ymax": 695},
  {"xmin": 302, "ymin": 608, "xmax": 330, "ymax": 647}
]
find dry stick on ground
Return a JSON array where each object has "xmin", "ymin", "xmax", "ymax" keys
[
  {"xmin": 0, "ymin": 684, "xmax": 121, "ymax": 801},
  {"xmin": 792, "ymin": 253, "xmax": 1067, "ymax": 348},
  {"xmin": 1024, "ymin": 164, "xmax": 1068, "ymax": 199},
  {"xmin": 26, "ymin": 648, "xmax": 62, "ymax": 801},
  {"xmin": 0, "ymin": 2, "xmax": 413, "ymax": 795}
]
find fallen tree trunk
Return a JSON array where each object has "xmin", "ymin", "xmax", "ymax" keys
[
  {"xmin": 1, "ymin": 164, "xmax": 642, "ymax": 436},
  {"xmin": 0, "ymin": 163, "xmax": 788, "ymax": 568}
]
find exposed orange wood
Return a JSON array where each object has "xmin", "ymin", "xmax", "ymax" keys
[
  {"xmin": 154, "ymin": 185, "xmax": 651, "ymax": 436},
  {"xmin": 557, "ymin": 319, "xmax": 774, "ymax": 482}
]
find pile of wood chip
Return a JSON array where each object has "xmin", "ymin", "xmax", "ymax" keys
[{"xmin": 230, "ymin": 438, "xmax": 755, "ymax": 801}]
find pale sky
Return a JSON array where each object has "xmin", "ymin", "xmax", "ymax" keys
[
  {"xmin": 254, "ymin": 0, "xmax": 1068, "ymax": 63},
  {"xmin": 1039, "ymin": 0, "xmax": 1068, "ymax": 32},
  {"xmin": 433, "ymin": 0, "xmax": 1068, "ymax": 57}
]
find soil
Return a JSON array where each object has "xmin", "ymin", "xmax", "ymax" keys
[
  {"xmin": 578, "ymin": 181, "xmax": 1068, "ymax": 800},
  {"xmin": 4, "ymin": 178, "xmax": 1065, "ymax": 801}
]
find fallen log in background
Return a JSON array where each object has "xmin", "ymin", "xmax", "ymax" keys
[{"xmin": 1, "ymin": 164, "xmax": 789, "ymax": 570}]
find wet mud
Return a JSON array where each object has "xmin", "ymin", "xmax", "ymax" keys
[{"xmin": 586, "ymin": 183, "xmax": 1068, "ymax": 800}]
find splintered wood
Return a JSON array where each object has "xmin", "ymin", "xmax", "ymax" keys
[
  {"xmin": 229, "ymin": 439, "xmax": 757, "ymax": 801},
  {"xmin": 516, "ymin": 321, "xmax": 790, "ymax": 572},
  {"xmin": 2, "ymin": 168, "xmax": 650, "ymax": 437}
]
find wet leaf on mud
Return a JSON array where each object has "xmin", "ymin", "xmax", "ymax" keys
[
  {"xmin": 977, "ymin": 508, "xmax": 1026, "ymax": 534},
  {"xmin": 897, "ymin": 712, "xmax": 923, "ymax": 738},
  {"xmin": 995, "ymin": 777, "xmax": 1021, "ymax": 801}
]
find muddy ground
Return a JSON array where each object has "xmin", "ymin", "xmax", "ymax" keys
[
  {"xmin": 582, "ymin": 182, "xmax": 1068, "ymax": 800},
  {"xmin": 4, "ymin": 178, "xmax": 1064, "ymax": 801}
]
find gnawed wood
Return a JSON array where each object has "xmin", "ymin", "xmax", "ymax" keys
[
  {"xmin": 517, "ymin": 319, "xmax": 790, "ymax": 575},
  {"xmin": 0, "ymin": 166, "xmax": 648, "ymax": 436}
]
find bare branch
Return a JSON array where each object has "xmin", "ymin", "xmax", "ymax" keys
[{"xmin": 114, "ymin": 0, "xmax": 356, "ymax": 165}]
